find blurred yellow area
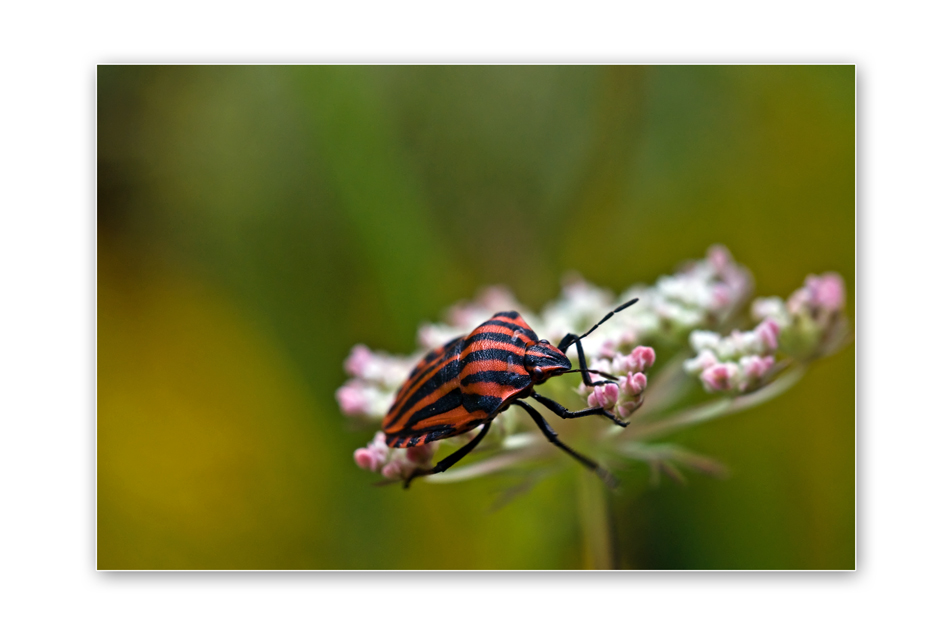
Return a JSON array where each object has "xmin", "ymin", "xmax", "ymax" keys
[
  {"xmin": 98, "ymin": 244, "xmax": 587, "ymax": 569},
  {"xmin": 98, "ymin": 65, "xmax": 853, "ymax": 569},
  {"xmin": 98, "ymin": 247, "xmax": 332, "ymax": 568}
]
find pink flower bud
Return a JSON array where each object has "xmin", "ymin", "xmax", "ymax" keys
[
  {"xmin": 810, "ymin": 273, "xmax": 846, "ymax": 312},
  {"xmin": 614, "ymin": 346, "xmax": 655, "ymax": 374},
  {"xmin": 618, "ymin": 331, "xmax": 638, "ymax": 348},
  {"xmin": 630, "ymin": 346, "xmax": 656, "ymax": 372},
  {"xmin": 417, "ymin": 324, "xmax": 447, "ymax": 350},
  {"xmin": 620, "ymin": 372, "xmax": 647, "ymax": 397},
  {"xmin": 354, "ymin": 448, "xmax": 381, "ymax": 472},
  {"xmin": 343, "ymin": 344, "xmax": 374, "ymax": 377},
  {"xmin": 588, "ymin": 383, "xmax": 619, "ymax": 409},
  {"xmin": 617, "ymin": 400, "xmax": 643, "ymax": 418},
  {"xmin": 368, "ymin": 432, "xmax": 390, "ymax": 457},
  {"xmin": 447, "ymin": 306, "xmax": 478, "ymax": 328},
  {"xmin": 597, "ymin": 340, "xmax": 618, "ymax": 359},
  {"xmin": 740, "ymin": 354, "xmax": 774, "ymax": 380},
  {"xmin": 707, "ymin": 245, "xmax": 733, "ymax": 274},
  {"xmin": 700, "ymin": 362, "xmax": 739, "ymax": 393},
  {"xmin": 613, "ymin": 355, "xmax": 633, "ymax": 374},
  {"xmin": 406, "ymin": 442, "xmax": 437, "ymax": 465},
  {"xmin": 381, "ymin": 461, "xmax": 408, "ymax": 480},
  {"xmin": 755, "ymin": 318, "xmax": 780, "ymax": 353},
  {"xmin": 709, "ymin": 283, "xmax": 732, "ymax": 310},
  {"xmin": 787, "ymin": 287, "xmax": 810, "ymax": 315},
  {"xmin": 353, "ymin": 432, "xmax": 391, "ymax": 472},
  {"xmin": 336, "ymin": 383, "xmax": 370, "ymax": 416},
  {"xmin": 683, "ymin": 349, "xmax": 719, "ymax": 375},
  {"xmin": 478, "ymin": 286, "xmax": 518, "ymax": 312}
]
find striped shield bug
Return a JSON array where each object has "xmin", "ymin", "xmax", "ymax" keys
[{"xmin": 382, "ymin": 298, "xmax": 639, "ymax": 488}]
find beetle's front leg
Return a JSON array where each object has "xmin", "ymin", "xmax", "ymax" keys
[
  {"xmin": 530, "ymin": 392, "xmax": 628, "ymax": 428},
  {"xmin": 511, "ymin": 400, "xmax": 618, "ymax": 488},
  {"xmin": 556, "ymin": 334, "xmax": 616, "ymax": 387}
]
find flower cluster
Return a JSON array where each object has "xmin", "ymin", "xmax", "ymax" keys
[
  {"xmin": 337, "ymin": 246, "xmax": 850, "ymax": 488},
  {"xmin": 681, "ymin": 272, "xmax": 848, "ymax": 394},
  {"xmin": 751, "ymin": 272, "xmax": 849, "ymax": 360},
  {"xmin": 353, "ymin": 431, "xmax": 437, "ymax": 480},
  {"xmin": 417, "ymin": 286, "xmax": 531, "ymax": 350},
  {"xmin": 683, "ymin": 319, "xmax": 780, "ymax": 394},
  {"xmin": 335, "ymin": 345, "xmax": 421, "ymax": 419},
  {"xmin": 584, "ymin": 346, "xmax": 656, "ymax": 418},
  {"xmin": 534, "ymin": 246, "xmax": 751, "ymax": 360}
]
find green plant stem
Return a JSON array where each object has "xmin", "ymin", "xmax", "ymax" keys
[
  {"xmin": 576, "ymin": 469, "xmax": 616, "ymax": 570},
  {"xmin": 629, "ymin": 363, "xmax": 807, "ymax": 441}
]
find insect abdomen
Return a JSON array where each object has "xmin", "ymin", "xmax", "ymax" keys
[{"xmin": 383, "ymin": 311, "xmax": 542, "ymax": 448}]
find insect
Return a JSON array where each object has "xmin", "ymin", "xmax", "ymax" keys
[{"xmin": 382, "ymin": 297, "xmax": 639, "ymax": 488}]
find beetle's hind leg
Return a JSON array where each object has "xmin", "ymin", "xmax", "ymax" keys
[
  {"xmin": 530, "ymin": 392, "xmax": 628, "ymax": 428},
  {"xmin": 511, "ymin": 400, "xmax": 618, "ymax": 489},
  {"xmin": 402, "ymin": 420, "xmax": 493, "ymax": 489}
]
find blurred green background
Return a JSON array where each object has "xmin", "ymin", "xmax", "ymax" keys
[{"xmin": 97, "ymin": 65, "xmax": 854, "ymax": 570}]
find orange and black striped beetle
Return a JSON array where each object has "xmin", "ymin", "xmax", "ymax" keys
[{"xmin": 383, "ymin": 298, "xmax": 639, "ymax": 488}]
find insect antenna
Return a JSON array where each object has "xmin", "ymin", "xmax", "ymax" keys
[
  {"xmin": 561, "ymin": 368, "xmax": 620, "ymax": 381},
  {"xmin": 576, "ymin": 297, "xmax": 639, "ymax": 342},
  {"xmin": 557, "ymin": 297, "xmax": 639, "ymax": 387}
]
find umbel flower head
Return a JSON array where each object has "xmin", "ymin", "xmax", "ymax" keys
[{"xmin": 337, "ymin": 246, "xmax": 850, "ymax": 490}]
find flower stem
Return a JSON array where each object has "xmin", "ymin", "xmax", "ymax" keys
[
  {"xmin": 576, "ymin": 469, "xmax": 617, "ymax": 570},
  {"xmin": 629, "ymin": 363, "xmax": 807, "ymax": 441}
]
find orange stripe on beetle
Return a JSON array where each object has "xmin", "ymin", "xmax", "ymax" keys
[{"xmin": 379, "ymin": 299, "xmax": 640, "ymax": 489}]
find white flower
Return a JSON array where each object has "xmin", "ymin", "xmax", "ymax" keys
[{"xmin": 338, "ymin": 245, "xmax": 849, "ymax": 489}]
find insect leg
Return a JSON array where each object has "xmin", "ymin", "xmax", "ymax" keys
[
  {"xmin": 530, "ymin": 392, "xmax": 628, "ymax": 428},
  {"xmin": 403, "ymin": 420, "xmax": 493, "ymax": 489},
  {"xmin": 557, "ymin": 298, "xmax": 639, "ymax": 386},
  {"xmin": 511, "ymin": 400, "xmax": 617, "ymax": 488},
  {"xmin": 556, "ymin": 333, "xmax": 613, "ymax": 388}
]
